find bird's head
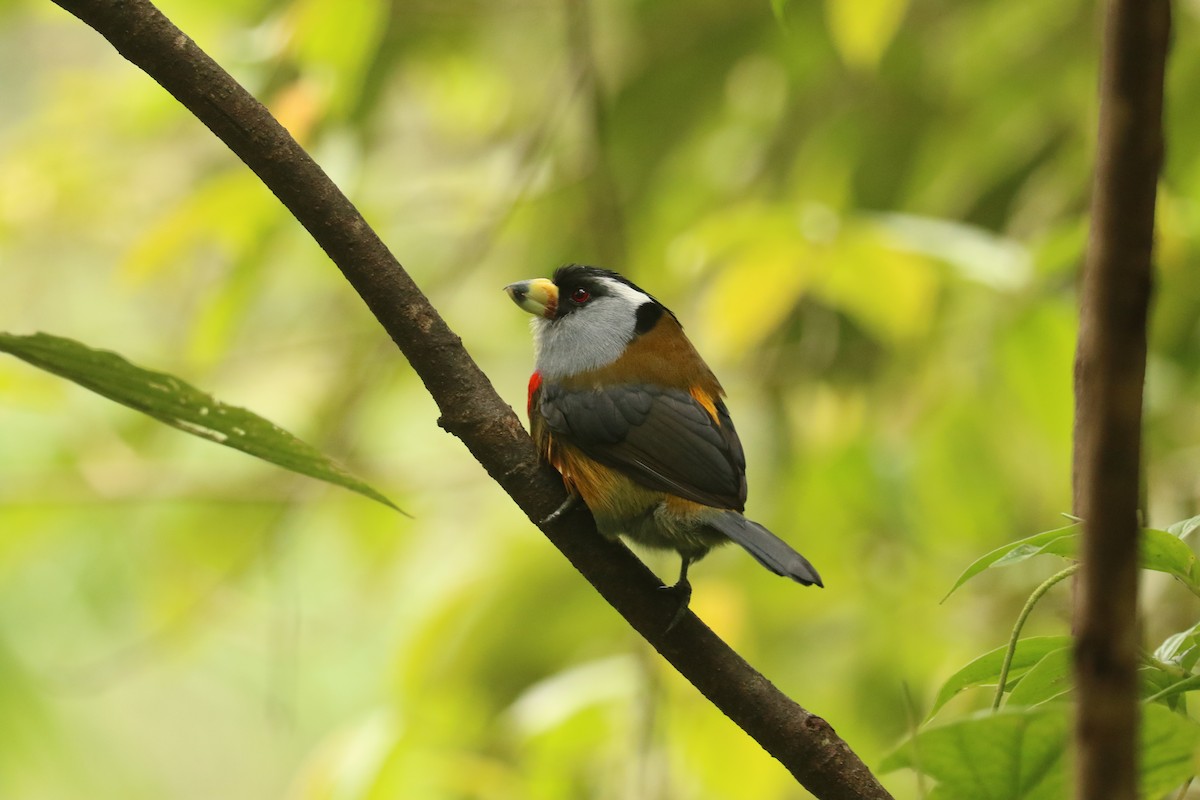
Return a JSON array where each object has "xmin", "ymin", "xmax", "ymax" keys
[{"xmin": 505, "ymin": 265, "xmax": 672, "ymax": 380}]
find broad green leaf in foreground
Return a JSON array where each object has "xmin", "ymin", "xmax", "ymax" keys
[
  {"xmin": 1141, "ymin": 703, "xmax": 1200, "ymax": 798},
  {"xmin": 883, "ymin": 703, "xmax": 1200, "ymax": 799},
  {"xmin": 928, "ymin": 636, "xmax": 1072, "ymax": 720},
  {"xmin": 881, "ymin": 705, "xmax": 1069, "ymax": 800},
  {"xmin": 1141, "ymin": 527, "xmax": 1200, "ymax": 592},
  {"xmin": 1004, "ymin": 647, "xmax": 1072, "ymax": 707},
  {"xmin": 0, "ymin": 331, "xmax": 400, "ymax": 511}
]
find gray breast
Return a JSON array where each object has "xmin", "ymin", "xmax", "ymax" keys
[{"xmin": 532, "ymin": 294, "xmax": 640, "ymax": 380}]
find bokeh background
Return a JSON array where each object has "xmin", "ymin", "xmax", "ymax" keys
[{"xmin": 2, "ymin": 0, "xmax": 1200, "ymax": 797}]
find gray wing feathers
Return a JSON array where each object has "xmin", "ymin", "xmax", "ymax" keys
[{"xmin": 540, "ymin": 383, "xmax": 746, "ymax": 509}]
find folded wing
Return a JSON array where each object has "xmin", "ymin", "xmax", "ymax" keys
[{"xmin": 539, "ymin": 383, "xmax": 747, "ymax": 511}]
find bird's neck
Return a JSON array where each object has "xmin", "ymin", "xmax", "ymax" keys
[{"xmin": 531, "ymin": 316, "xmax": 632, "ymax": 381}]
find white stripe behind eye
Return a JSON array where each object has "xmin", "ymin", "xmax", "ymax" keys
[{"xmin": 605, "ymin": 279, "xmax": 652, "ymax": 306}]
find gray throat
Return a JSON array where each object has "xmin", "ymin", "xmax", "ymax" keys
[{"xmin": 532, "ymin": 303, "xmax": 637, "ymax": 380}]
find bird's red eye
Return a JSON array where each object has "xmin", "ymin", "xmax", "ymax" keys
[{"xmin": 571, "ymin": 287, "xmax": 591, "ymax": 304}]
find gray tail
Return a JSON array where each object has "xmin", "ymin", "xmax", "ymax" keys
[{"xmin": 709, "ymin": 512, "xmax": 823, "ymax": 587}]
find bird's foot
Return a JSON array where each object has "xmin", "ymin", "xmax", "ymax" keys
[
  {"xmin": 540, "ymin": 493, "xmax": 582, "ymax": 526},
  {"xmin": 658, "ymin": 578, "xmax": 693, "ymax": 633}
]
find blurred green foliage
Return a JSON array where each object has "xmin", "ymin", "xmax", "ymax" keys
[{"xmin": 2, "ymin": 0, "xmax": 1200, "ymax": 798}]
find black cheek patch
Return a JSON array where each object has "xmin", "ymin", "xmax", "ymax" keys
[{"xmin": 634, "ymin": 302, "xmax": 664, "ymax": 335}]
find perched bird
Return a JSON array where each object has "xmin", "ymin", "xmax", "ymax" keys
[{"xmin": 505, "ymin": 264, "xmax": 821, "ymax": 623}]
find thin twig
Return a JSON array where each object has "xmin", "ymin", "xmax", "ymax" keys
[{"xmin": 993, "ymin": 564, "xmax": 1080, "ymax": 710}]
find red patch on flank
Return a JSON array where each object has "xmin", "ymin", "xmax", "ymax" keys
[{"xmin": 527, "ymin": 371, "xmax": 543, "ymax": 416}]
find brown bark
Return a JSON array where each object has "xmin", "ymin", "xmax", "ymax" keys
[
  {"xmin": 47, "ymin": 0, "xmax": 892, "ymax": 797},
  {"xmin": 1072, "ymin": 0, "xmax": 1169, "ymax": 798}
]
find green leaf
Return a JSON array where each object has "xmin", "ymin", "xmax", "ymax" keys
[
  {"xmin": 0, "ymin": 332, "xmax": 401, "ymax": 512},
  {"xmin": 928, "ymin": 636, "xmax": 1072, "ymax": 719},
  {"xmin": 1140, "ymin": 663, "xmax": 1180, "ymax": 706},
  {"xmin": 993, "ymin": 534, "xmax": 1078, "ymax": 567},
  {"xmin": 1145, "ymin": 673, "xmax": 1200, "ymax": 708},
  {"xmin": 1155, "ymin": 621, "xmax": 1200, "ymax": 672},
  {"xmin": 884, "ymin": 704, "xmax": 1200, "ymax": 798},
  {"xmin": 1141, "ymin": 527, "xmax": 1200, "ymax": 590},
  {"xmin": 881, "ymin": 705, "xmax": 1069, "ymax": 800},
  {"xmin": 1167, "ymin": 514, "xmax": 1200, "ymax": 541},
  {"xmin": 943, "ymin": 525, "xmax": 1079, "ymax": 601},
  {"xmin": 946, "ymin": 524, "xmax": 1200, "ymax": 602},
  {"xmin": 1005, "ymin": 647, "xmax": 1072, "ymax": 707},
  {"xmin": 1141, "ymin": 703, "xmax": 1200, "ymax": 798}
]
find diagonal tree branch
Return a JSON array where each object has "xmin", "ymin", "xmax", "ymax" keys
[
  {"xmin": 47, "ymin": 0, "xmax": 891, "ymax": 797},
  {"xmin": 1072, "ymin": 0, "xmax": 1169, "ymax": 797}
]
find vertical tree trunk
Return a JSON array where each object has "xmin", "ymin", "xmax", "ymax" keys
[{"xmin": 1072, "ymin": 0, "xmax": 1169, "ymax": 798}]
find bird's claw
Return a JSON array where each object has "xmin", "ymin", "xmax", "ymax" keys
[
  {"xmin": 659, "ymin": 578, "xmax": 693, "ymax": 633},
  {"xmin": 540, "ymin": 493, "xmax": 582, "ymax": 526}
]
